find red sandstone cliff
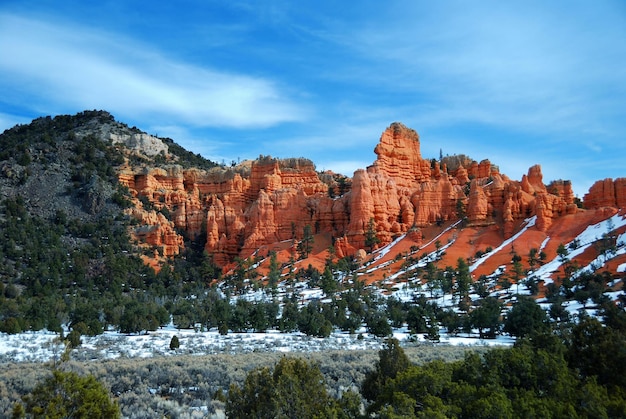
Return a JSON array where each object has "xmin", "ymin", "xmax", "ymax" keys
[
  {"xmin": 584, "ymin": 178, "xmax": 626, "ymax": 209},
  {"xmin": 119, "ymin": 122, "xmax": 592, "ymax": 268}
]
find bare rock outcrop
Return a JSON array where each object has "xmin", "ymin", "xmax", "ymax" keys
[
  {"xmin": 119, "ymin": 122, "xmax": 582, "ymax": 266},
  {"xmin": 584, "ymin": 178, "xmax": 626, "ymax": 209},
  {"xmin": 370, "ymin": 122, "xmax": 432, "ymax": 187}
]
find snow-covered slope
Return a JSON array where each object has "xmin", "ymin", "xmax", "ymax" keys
[{"xmin": 2, "ymin": 213, "xmax": 624, "ymax": 364}]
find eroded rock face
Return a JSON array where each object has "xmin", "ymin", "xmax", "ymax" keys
[
  {"xmin": 120, "ymin": 122, "xmax": 581, "ymax": 266},
  {"xmin": 128, "ymin": 207, "xmax": 184, "ymax": 257},
  {"xmin": 120, "ymin": 157, "xmax": 344, "ymax": 265},
  {"xmin": 110, "ymin": 133, "xmax": 169, "ymax": 157},
  {"xmin": 370, "ymin": 122, "xmax": 432, "ymax": 187},
  {"xmin": 467, "ymin": 180, "xmax": 489, "ymax": 223},
  {"xmin": 584, "ymin": 178, "xmax": 626, "ymax": 209}
]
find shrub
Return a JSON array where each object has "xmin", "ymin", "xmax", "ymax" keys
[
  {"xmin": 226, "ymin": 357, "xmax": 338, "ymax": 418},
  {"xmin": 21, "ymin": 370, "xmax": 120, "ymax": 418},
  {"xmin": 169, "ymin": 335, "xmax": 180, "ymax": 350}
]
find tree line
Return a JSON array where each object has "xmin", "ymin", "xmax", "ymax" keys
[
  {"xmin": 2, "ymin": 189, "xmax": 623, "ymax": 351},
  {"xmin": 228, "ymin": 308, "xmax": 626, "ymax": 418}
]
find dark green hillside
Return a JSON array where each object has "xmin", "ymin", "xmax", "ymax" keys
[{"xmin": 0, "ymin": 111, "xmax": 222, "ymax": 336}]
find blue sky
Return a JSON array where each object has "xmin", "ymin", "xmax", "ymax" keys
[{"xmin": 1, "ymin": 1, "xmax": 625, "ymax": 197}]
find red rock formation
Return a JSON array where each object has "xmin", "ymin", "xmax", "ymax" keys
[
  {"xmin": 370, "ymin": 122, "xmax": 431, "ymax": 187},
  {"xmin": 584, "ymin": 178, "xmax": 626, "ymax": 209},
  {"xmin": 119, "ymin": 122, "xmax": 587, "ymax": 267},
  {"xmin": 467, "ymin": 159, "xmax": 494, "ymax": 179},
  {"xmin": 128, "ymin": 207, "xmax": 184, "ymax": 257},
  {"xmin": 455, "ymin": 164, "xmax": 470, "ymax": 185},
  {"xmin": 618, "ymin": 178, "xmax": 626, "ymax": 208},
  {"xmin": 526, "ymin": 164, "xmax": 547, "ymax": 194},
  {"xmin": 412, "ymin": 177, "xmax": 464, "ymax": 226},
  {"xmin": 467, "ymin": 180, "xmax": 489, "ymax": 223},
  {"xmin": 334, "ymin": 236, "xmax": 358, "ymax": 259}
]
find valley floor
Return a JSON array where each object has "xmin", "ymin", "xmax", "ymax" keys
[
  {"xmin": 0, "ymin": 325, "xmax": 512, "ymax": 364},
  {"xmin": 0, "ymin": 335, "xmax": 490, "ymax": 418}
]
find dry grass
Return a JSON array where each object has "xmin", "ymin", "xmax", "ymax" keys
[{"xmin": 0, "ymin": 343, "xmax": 487, "ymax": 418}]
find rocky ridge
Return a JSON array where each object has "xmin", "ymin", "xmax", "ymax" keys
[
  {"xmin": 2, "ymin": 111, "xmax": 623, "ymax": 280},
  {"xmin": 118, "ymin": 121, "xmax": 609, "ymax": 272}
]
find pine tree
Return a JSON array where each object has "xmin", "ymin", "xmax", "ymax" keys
[
  {"xmin": 455, "ymin": 258, "xmax": 471, "ymax": 302},
  {"xmin": 297, "ymin": 225, "xmax": 314, "ymax": 259},
  {"xmin": 169, "ymin": 335, "xmax": 180, "ymax": 350},
  {"xmin": 364, "ymin": 218, "xmax": 380, "ymax": 252},
  {"xmin": 227, "ymin": 357, "xmax": 337, "ymax": 418},
  {"xmin": 504, "ymin": 297, "xmax": 548, "ymax": 338},
  {"xmin": 267, "ymin": 251, "xmax": 280, "ymax": 289},
  {"xmin": 470, "ymin": 297, "xmax": 502, "ymax": 339},
  {"xmin": 22, "ymin": 370, "xmax": 120, "ymax": 418},
  {"xmin": 362, "ymin": 337, "xmax": 410, "ymax": 402},
  {"xmin": 321, "ymin": 266, "xmax": 338, "ymax": 295}
]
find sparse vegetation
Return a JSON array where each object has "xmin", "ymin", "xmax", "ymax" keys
[{"xmin": 0, "ymin": 346, "xmax": 486, "ymax": 417}]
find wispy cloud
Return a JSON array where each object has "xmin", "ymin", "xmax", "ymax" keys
[
  {"xmin": 0, "ymin": 13, "xmax": 306, "ymax": 129},
  {"xmin": 0, "ymin": 2, "xmax": 624, "ymax": 199},
  {"xmin": 314, "ymin": 2, "xmax": 626, "ymax": 138}
]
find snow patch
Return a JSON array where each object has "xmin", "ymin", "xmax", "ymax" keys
[{"xmin": 470, "ymin": 216, "xmax": 536, "ymax": 272}]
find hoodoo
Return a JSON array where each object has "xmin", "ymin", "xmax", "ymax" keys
[{"xmin": 118, "ymin": 122, "xmax": 581, "ymax": 267}]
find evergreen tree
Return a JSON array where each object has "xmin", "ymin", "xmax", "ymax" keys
[
  {"xmin": 364, "ymin": 217, "xmax": 380, "ymax": 252},
  {"xmin": 361, "ymin": 337, "xmax": 410, "ymax": 402},
  {"xmin": 227, "ymin": 357, "xmax": 338, "ymax": 418},
  {"xmin": 504, "ymin": 296, "xmax": 549, "ymax": 338},
  {"xmin": 296, "ymin": 225, "xmax": 314, "ymax": 259},
  {"xmin": 366, "ymin": 310, "xmax": 392, "ymax": 337},
  {"xmin": 510, "ymin": 252, "xmax": 525, "ymax": 294},
  {"xmin": 424, "ymin": 262, "xmax": 442, "ymax": 298},
  {"xmin": 364, "ymin": 333, "xmax": 626, "ymax": 418},
  {"xmin": 455, "ymin": 257, "xmax": 471, "ymax": 302},
  {"xmin": 320, "ymin": 266, "xmax": 338, "ymax": 295},
  {"xmin": 469, "ymin": 297, "xmax": 502, "ymax": 338},
  {"xmin": 528, "ymin": 247, "xmax": 539, "ymax": 270},
  {"xmin": 278, "ymin": 297, "xmax": 299, "ymax": 332},
  {"xmin": 267, "ymin": 251, "xmax": 280, "ymax": 289},
  {"xmin": 298, "ymin": 301, "xmax": 332, "ymax": 337},
  {"xmin": 169, "ymin": 335, "xmax": 180, "ymax": 350},
  {"xmin": 21, "ymin": 370, "xmax": 120, "ymax": 418}
]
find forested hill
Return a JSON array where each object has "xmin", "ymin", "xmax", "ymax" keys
[
  {"xmin": 0, "ymin": 110, "xmax": 223, "ymax": 335},
  {"xmin": 0, "ymin": 110, "xmax": 624, "ymax": 347}
]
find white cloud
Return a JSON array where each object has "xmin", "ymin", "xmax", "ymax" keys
[
  {"xmin": 317, "ymin": 2, "xmax": 626, "ymax": 137},
  {"xmin": 0, "ymin": 13, "xmax": 306, "ymax": 128}
]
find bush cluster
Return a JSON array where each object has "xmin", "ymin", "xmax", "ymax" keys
[{"xmin": 0, "ymin": 346, "xmax": 479, "ymax": 417}]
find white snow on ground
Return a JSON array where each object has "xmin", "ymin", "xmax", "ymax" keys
[
  {"xmin": 470, "ymin": 216, "xmax": 536, "ymax": 272},
  {"xmin": 384, "ymin": 240, "xmax": 455, "ymax": 283},
  {"xmin": 533, "ymin": 257, "xmax": 567, "ymax": 285},
  {"xmin": 372, "ymin": 234, "xmax": 406, "ymax": 261},
  {"xmin": 618, "ymin": 232, "xmax": 626, "ymax": 247},
  {"xmin": 392, "ymin": 328, "xmax": 515, "ymax": 346},
  {"xmin": 0, "ymin": 325, "xmax": 511, "ymax": 364},
  {"xmin": 371, "ymin": 220, "xmax": 461, "ymax": 268},
  {"xmin": 533, "ymin": 213, "xmax": 626, "ymax": 284},
  {"xmin": 419, "ymin": 219, "xmax": 462, "ymax": 250},
  {"xmin": 539, "ymin": 236, "xmax": 550, "ymax": 251},
  {"xmin": 575, "ymin": 246, "xmax": 626, "ymax": 278},
  {"xmin": 577, "ymin": 213, "xmax": 626, "ymax": 245},
  {"xmin": 366, "ymin": 221, "xmax": 460, "ymax": 274},
  {"xmin": 618, "ymin": 263, "xmax": 626, "ymax": 273}
]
